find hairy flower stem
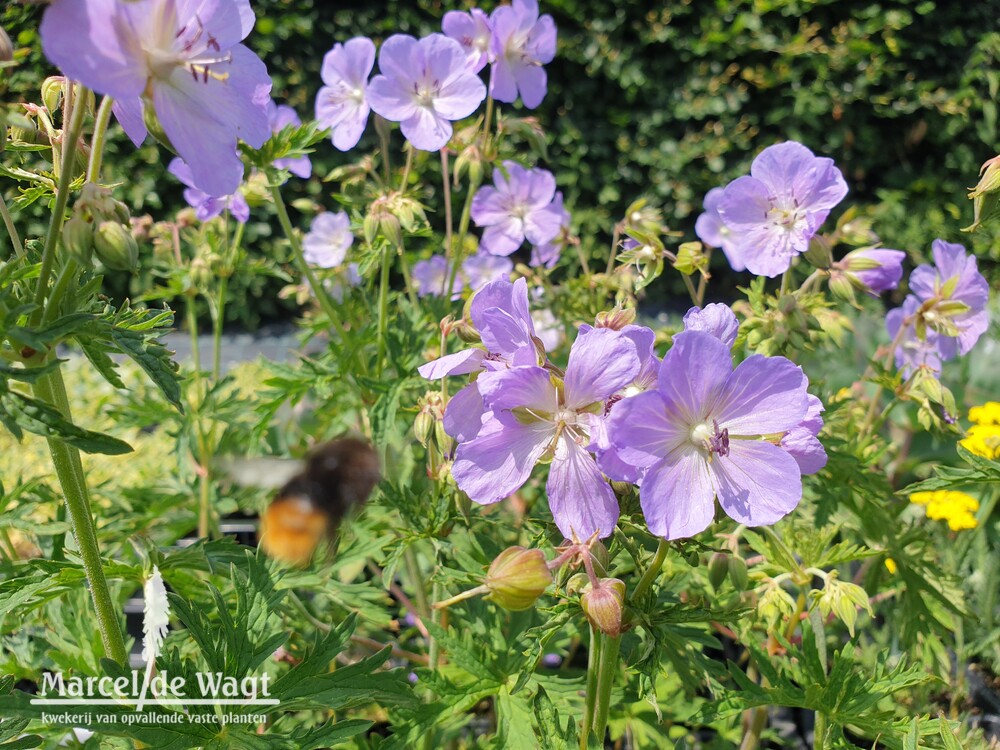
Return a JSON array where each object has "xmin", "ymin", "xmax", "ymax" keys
[
  {"xmin": 439, "ymin": 149, "xmax": 454, "ymax": 296},
  {"xmin": 211, "ymin": 219, "xmax": 244, "ymax": 379},
  {"xmin": 857, "ymin": 316, "xmax": 912, "ymax": 443},
  {"xmin": 0, "ymin": 192, "xmax": 24, "ymax": 259},
  {"xmin": 580, "ymin": 623, "xmax": 601, "ymax": 749},
  {"xmin": 26, "ymin": 82, "xmax": 128, "ymax": 666},
  {"xmin": 87, "ymin": 96, "xmax": 115, "ymax": 181},
  {"xmin": 630, "ymin": 537, "xmax": 670, "ymax": 607},
  {"xmin": 445, "ymin": 174, "xmax": 480, "ymax": 299},
  {"xmin": 592, "ymin": 633, "xmax": 621, "ymax": 742},
  {"xmin": 32, "ymin": 372, "xmax": 129, "ymax": 665},
  {"xmin": 29, "ymin": 81, "xmax": 87, "ymax": 327},
  {"xmin": 376, "ymin": 243, "xmax": 391, "ymax": 379},
  {"xmin": 268, "ymin": 184, "xmax": 360, "ymax": 373}
]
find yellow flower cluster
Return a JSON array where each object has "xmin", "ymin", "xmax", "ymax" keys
[
  {"xmin": 909, "ymin": 490, "xmax": 979, "ymax": 531},
  {"xmin": 961, "ymin": 401, "xmax": 1000, "ymax": 460}
]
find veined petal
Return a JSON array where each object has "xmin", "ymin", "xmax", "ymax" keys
[
  {"xmin": 444, "ymin": 381, "xmax": 486, "ymax": 443},
  {"xmin": 713, "ymin": 354, "xmax": 808, "ymax": 435},
  {"xmin": 480, "ymin": 221, "xmax": 525, "ymax": 256},
  {"xmin": 367, "ymin": 76, "xmax": 418, "ymax": 122},
  {"xmin": 781, "ymin": 428, "xmax": 827, "ymax": 475},
  {"xmin": 418, "ymin": 348, "xmax": 486, "ymax": 380},
  {"xmin": 639, "ymin": 449, "xmax": 715, "ymax": 540},
  {"xmin": 563, "ymin": 327, "xmax": 640, "ymax": 409},
  {"xmin": 682, "ymin": 304, "xmax": 739, "ymax": 348},
  {"xmin": 657, "ymin": 331, "xmax": 731, "ymax": 424},
  {"xmin": 515, "ymin": 64, "xmax": 547, "ymax": 109},
  {"xmin": 400, "ymin": 106, "xmax": 452, "ymax": 151},
  {"xmin": 718, "ymin": 176, "xmax": 771, "ymax": 229},
  {"xmin": 477, "ymin": 366, "xmax": 557, "ymax": 415},
  {"xmin": 112, "ymin": 98, "xmax": 147, "ymax": 147},
  {"xmin": 547, "ymin": 436, "xmax": 620, "ymax": 539},
  {"xmin": 479, "ymin": 308, "xmax": 534, "ymax": 355},
  {"xmin": 711, "ymin": 440, "xmax": 802, "ymax": 526},
  {"xmin": 606, "ymin": 390, "xmax": 686, "ymax": 468},
  {"xmin": 434, "ymin": 73, "xmax": 487, "ymax": 119},
  {"xmin": 452, "ymin": 414, "xmax": 551, "ymax": 504}
]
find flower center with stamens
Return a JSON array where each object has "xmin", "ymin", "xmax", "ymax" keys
[
  {"xmin": 690, "ymin": 419, "xmax": 730, "ymax": 456},
  {"xmin": 414, "ymin": 81, "xmax": 439, "ymax": 108}
]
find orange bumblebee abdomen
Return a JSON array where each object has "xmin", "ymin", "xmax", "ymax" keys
[{"xmin": 259, "ymin": 494, "xmax": 329, "ymax": 567}]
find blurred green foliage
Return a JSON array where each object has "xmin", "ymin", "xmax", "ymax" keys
[{"xmin": 2, "ymin": 0, "xmax": 997, "ymax": 325}]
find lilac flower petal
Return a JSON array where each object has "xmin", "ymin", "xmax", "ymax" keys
[
  {"xmin": 477, "ymin": 366, "xmax": 557, "ymax": 415},
  {"xmin": 444, "ymin": 381, "xmax": 486, "ymax": 443},
  {"xmin": 462, "ymin": 253, "xmax": 512, "ymax": 291},
  {"xmin": 656, "ymin": 331, "xmax": 731, "ymax": 424},
  {"xmin": 401, "ymin": 107, "xmax": 453, "ymax": 151},
  {"xmin": 846, "ymin": 248, "xmax": 905, "ymax": 294},
  {"xmin": 640, "ymin": 450, "xmax": 715, "ymax": 540},
  {"xmin": 418, "ymin": 349, "xmax": 487, "ymax": 380},
  {"xmin": 433, "ymin": 72, "xmax": 487, "ymax": 120},
  {"xmin": 471, "ymin": 277, "xmax": 536, "ymax": 353},
  {"xmin": 112, "ymin": 98, "xmax": 147, "ymax": 148},
  {"xmin": 718, "ymin": 176, "xmax": 771, "ymax": 228},
  {"xmin": 563, "ymin": 327, "xmax": 640, "ymax": 409},
  {"xmin": 481, "ymin": 220, "xmax": 525, "ymax": 256},
  {"xmin": 713, "ymin": 354, "xmax": 808, "ymax": 435},
  {"xmin": 514, "ymin": 64, "xmax": 548, "ymax": 109},
  {"xmin": 682, "ymin": 304, "xmax": 739, "ymax": 348},
  {"xmin": 606, "ymin": 391, "xmax": 687, "ymax": 469},
  {"xmin": 479, "ymin": 308, "xmax": 536, "ymax": 355},
  {"xmin": 711, "ymin": 441, "xmax": 802, "ymax": 525},
  {"xmin": 547, "ymin": 436, "xmax": 620, "ymax": 539},
  {"xmin": 229, "ymin": 192, "xmax": 250, "ymax": 223},
  {"xmin": 452, "ymin": 414, "xmax": 551, "ymax": 504},
  {"xmin": 41, "ymin": 0, "xmax": 146, "ymax": 100},
  {"xmin": 781, "ymin": 428, "xmax": 828, "ymax": 475}
]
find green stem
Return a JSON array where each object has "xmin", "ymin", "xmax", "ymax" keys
[
  {"xmin": 741, "ymin": 704, "xmax": 769, "ymax": 750},
  {"xmin": 376, "ymin": 243, "xmax": 391, "ymax": 379},
  {"xmin": 439, "ymin": 149, "xmax": 454, "ymax": 296},
  {"xmin": 0, "ymin": 192, "xmax": 24, "ymax": 259},
  {"xmin": 269, "ymin": 184, "xmax": 354, "ymax": 351},
  {"xmin": 813, "ymin": 713, "xmax": 826, "ymax": 750},
  {"xmin": 32, "ymin": 370, "xmax": 128, "ymax": 665},
  {"xmin": 630, "ymin": 538, "xmax": 670, "ymax": 605},
  {"xmin": 29, "ymin": 82, "xmax": 88, "ymax": 327},
  {"xmin": 580, "ymin": 623, "xmax": 601, "ymax": 749},
  {"xmin": 87, "ymin": 96, "xmax": 115, "ymax": 182},
  {"xmin": 591, "ymin": 633, "xmax": 621, "ymax": 743},
  {"xmin": 212, "ymin": 220, "xmax": 243, "ymax": 380}
]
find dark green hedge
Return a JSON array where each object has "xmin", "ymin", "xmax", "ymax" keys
[{"xmin": 3, "ymin": 0, "xmax": 997, "ymax": 323}]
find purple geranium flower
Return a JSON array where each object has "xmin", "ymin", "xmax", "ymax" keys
[
  {"xmin": 463, "ymin": 252, "xmax": 513, "ymax": 291},
  {"xmin": 834, "ymin": 248, "xmax": 905, "ymax": 295},
  {"xmin": 907, "ymin": 239, "xmax": 990, "ymax": 357},
  {"xmin": 327, "ymin": 263, "xmax": 362, "ymax": 303},
  {"xmin": 419, "ymin": 277, "xmax": 542, "ymax": 441},
  {"xmin": 303, "ymin": 212, "xmax": 353, "ymax": 268},
  {"xmin": 472, "ymin": 161, "xmax": 564, "ymax": 256},
  {"xmin": 781, "ymin": 389, "xmax": 827, "ymax": 475},
  {"xmin": 718, "ymin": 141, "xmax": 848, "ymax": 277},
  {"xmin": 489, "ymin": 0, "xmax": 557, "ymax": 109},
  {"xmin": 42, "ymin": 0, "xmax": 272, "ymax": 197},
  {"xmin": 367, "ymin": 34, "xmax": 486, "ymax": 152},
  {"xmin": 168, "ymin": 158, "xmax": 249, "ymax": 223},
  {"xmin": 606, "ymin": 330, "xmax": 813, "ymax": 539},
  {"xmin": 695, "ymin": 187, "xmax": 744, "ymax": 272},
  {"xmin": 529, "ymin": 192, "xmax": 570, "ymax": 268},
  {"xmin": 885, "ymin": 297, "xmax": 944, "ymax": 376},
  {"xmin": 452, "ymin": 326, "xmax": 640, "ymax": 539},
  {"xmin": 316, "ymin": 37, "xmax": 375, "ymax": 152},
  {"xmin": 268, "ymin": 101, "xmax": 312, "ymax": 179},
  {"xmin": 443, "ymin": 8, "xmax": 493, "ymax": 73},
  {"xmin": 413, "ymin": 255, "xmax": 465, "ymax": 299}
]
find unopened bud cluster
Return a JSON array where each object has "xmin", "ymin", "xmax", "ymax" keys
[{"xmin": 62, "ymin": 183, "xmax": 137, "ymax": 271}]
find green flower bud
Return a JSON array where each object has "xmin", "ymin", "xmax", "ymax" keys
[
  {"xmin": 580, "ymin": 578, "xmax": 626, "ymax": 636},
  {"xmin": 828, "ymin": 272, "xmax": 858, "ymax": 305},
  {"xmin": 708, "ymin": 552, "xmax": 729, "ymax": 590},
  {"xmin": 61, "ymin": 215, "xmax": 94, "ymax": 264},
  {"xmin": 93, "ymin": 221, "xmax": 139, "ymax": 271},
  {"xmin": 803, "ymin": 235, "xmax": 832, "ymax": 269},
  {"xmin": 727, "ymin": 555, "xmax": 749, "ymax": 591},
  {"xmin": 963, "ymin": 155, "xmax": 1000, "ymax": 233},
  {"xmin": 485, "ymin": 546, "xmax": 552, "ymax": 611},
  {"xmin": 143, "ymin": 105, "xmax": 175, "ymax": 153},
  {"xmin": 453, "ymin": 320, "xmax": 481, "ymax": 345},
  {"xmin": 589, "ymin": 541, "xmax": 610, "ymax": 578},
  {"xmin": 565, "ymin": 572, "xmax": 589, "ymax": 596},
  {"xmin": 41, "ymin": 77, "xmax": 64, "ymax": 114},
  {"xmin": 673, "ymin": 241, "xmax": 707, "ymax": 276},
  {"xmin": 685, "ymin": 550, "xmax": 701, "ymax": 568},
  {"xmin": 9, "ymin": 120, "xmax": 37, "ymax": 145}
]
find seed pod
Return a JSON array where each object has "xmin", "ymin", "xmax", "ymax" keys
[
  {"xmin": 41, "ymin": 77, "xmax": 64, "ymax": 114},
  {"xmin": 93, "ymin": 221, "xmax": 139, "ymax": 271},
  {"xmin": 708, "ymin": 552, "xmax": 729, "ymax": 590},
  {"xmin": 484, "ymin": 546, "xmax": 552, "ymax": 611}
]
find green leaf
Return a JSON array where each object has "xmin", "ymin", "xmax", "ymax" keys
[{"xmin": 0, "ymin": 383, "xmax": 132, "ymax": 454}]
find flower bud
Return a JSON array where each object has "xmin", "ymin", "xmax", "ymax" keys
[
  {"xmin": 727, "ymin": 555, "xmax": 749, "ymax": 591},
  {"xmin": 589, "ymin": 540, "xmax": 610, "ymax": 578},
  {"xmin": 143, "ymin": 105, "xmax": 175, "ymax": 154},
  {"xmin": 828, "ymin": 272, "xmax": 858, "ymax": 305},
  {"xmin": 595, "ymin": 305, "xmax": 636, "ymax": 331},
  {"xmin": 484, "ymin": 546, "xmax": 552, "ymax": 611},
  {"xmin": 93, "ymin": 221, "xmax": 139, "ymax": 271},
  {"xmin": 0, "ymin": 25, "xmax": 12, "ymax": 64},
  {"xmin": 565, "ymin": 572, "xmax": 589, "ymax": 596},
  {"xmin": 580, "ymin": 578, "xmax": 626, "ymax": 636},
  {"xmin": 61, "ymin": 215, "xmax": 94, "ymax": 264},
  {"xmin": 964, "ymin": 154, "xmax": 1000, "ymax": 233},
  {"xmin": 708, "ymin": 552, "xmax": 729, "ymax": 590},
  {"xmin": 453, "ymin": 319, "xmax": 481, "ymax": 344},
  {"xmin": 41, "ymin": 77, "xmax": 65, "ymax": 114},
  {"xmin": 804, "ymin": 235, "xmax": 832, "ymax": 269},
  {"xmin": 673, "ymin": 241, "xmax": 707, "ymax": 276}
]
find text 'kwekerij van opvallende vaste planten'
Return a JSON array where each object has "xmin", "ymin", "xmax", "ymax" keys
[{"xmin": 0, "ymin": 0, "xmax": 998, "ymax": 748}]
